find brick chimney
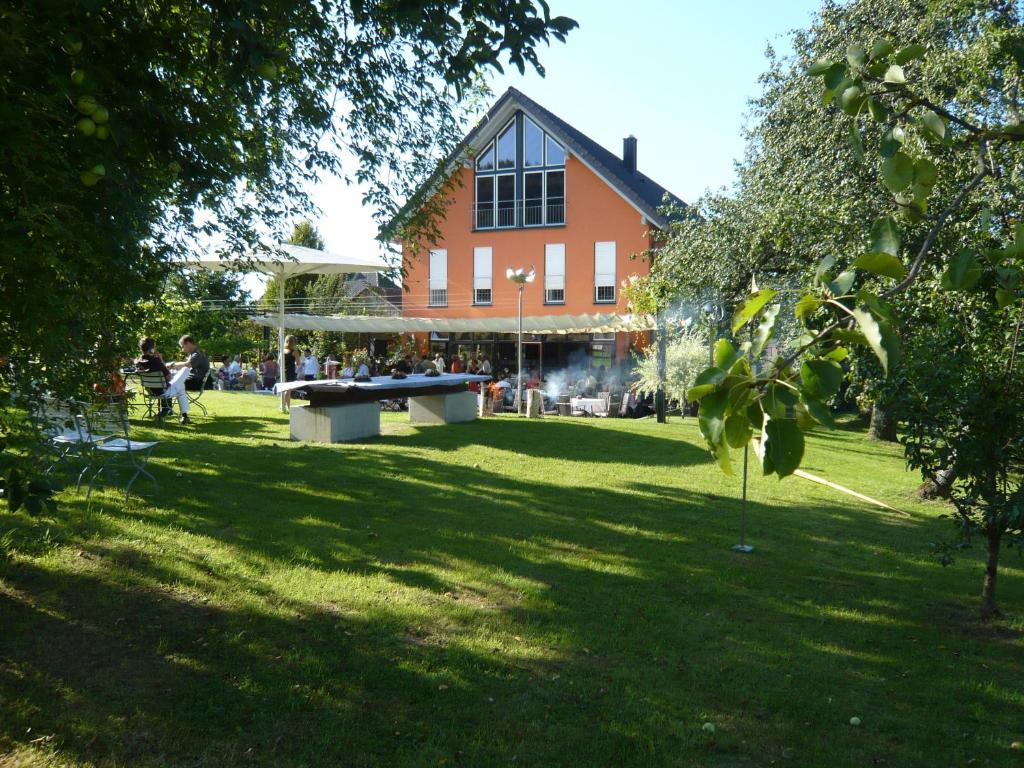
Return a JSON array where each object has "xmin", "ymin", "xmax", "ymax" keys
[{"xmin": 623, "ymin": 135, "xmax": 637, "ymax": 173}]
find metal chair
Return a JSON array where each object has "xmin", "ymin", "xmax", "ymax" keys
[
  {"xmin": 186, "ymin": 370, "xmax": 213, "ymax": 416},
  {"xmin": 82, "ymin": 403, "xmax": 159, "ymax": 501},
  {"xmin": 135, "ymin": 370, "xmax": 174, "ymax": 419},
  {"xmin": 31, "ymin": 397, "xmax": 113, "ymax": 491}
]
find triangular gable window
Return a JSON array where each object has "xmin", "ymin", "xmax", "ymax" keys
[
  {"xmin": 545, "ymin": 135, "xmax": 565, "ymax": 166},
  {"xmin": 475, "ymin": 140, "xmax": 494, "ymax": 172}
]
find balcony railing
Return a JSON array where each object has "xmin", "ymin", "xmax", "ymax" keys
[{"xmin": 472, "ymin": 200, "xmax": 566, "ymax": 230}]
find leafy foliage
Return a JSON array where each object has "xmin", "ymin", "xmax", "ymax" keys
[{"xmin": 0, "ymin": 1, "xmax": 576, "ymax": 509}]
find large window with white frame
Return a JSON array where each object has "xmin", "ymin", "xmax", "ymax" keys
[
  {"xmin": 544, "ymin": 243, "xmax": 566, "ymax": 304},
  {"xmin": 429, "ymin": 248, "xmax": 448, "ymax": 307},
  {"xmin": 594, "ymin": 241, "xmax": 616, "ymax": 304},
  {"xmin": 474, "ymin": 113, "xmax": 567, "ymax": 230},
  {"xmin": 473, "ymin": 247, "xmax": 493, "ymax": 305}
]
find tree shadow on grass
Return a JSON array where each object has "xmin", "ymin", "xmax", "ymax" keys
[{"xmin": 1, "ymin": 419, "xmax": 1023, "ymax": 767}]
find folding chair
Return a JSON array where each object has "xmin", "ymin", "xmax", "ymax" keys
[
  {"xmin": 82, "ymin": 403, "xmax": 160, "ymax": 501},
  {"xmin": 135, "ymin": 370, "xmax": 174, "ymax": 419},
  {"xmin": 186, "ymin": 370, "xmax": 213, "ymax": 417},
  {"xmin": 31, "ymin": 397, "xmax": 113, "ymax": 491}
]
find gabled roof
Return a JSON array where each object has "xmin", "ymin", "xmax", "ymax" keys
[{"xmin": 382, "ymin": 88, "xmax": 686, "ymax": 240}]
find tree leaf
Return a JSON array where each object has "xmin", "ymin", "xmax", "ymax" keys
[
  {"xmin": 838, "ymin": 84, "xmax": 866, "ymax": 115},
  {"xmin": 995, "ymin": 288, "xmax": 1016, "ymax": 309},
  {"xmin": 893, "ymin": 43, "xmax": 926, "ymax": 65},
  {"xmin": 823, "ymin": 62, "xmax": 847, "ymax": 90},
  {"xmin": 853, "ymin": 252, "xmax": 907, "ymax": 280},
  {"xmin": 687, "ymin": 366, "xmax": 726, "ymax": 402},
  {"xmin": 857, "ymin": 289, "xmax": 896, "ymax": 323},
  {"xmin": 800, "ymin": 393, "xmax": 836, "ymax": 429},
  {"xmin": 815, "ymin": 254, "xmax": 835, "ymax": 282},
  {"xmin": 828, "ymin": 270, "xmax": 856, "ymax": 296},
  {"xmin": 731, "ymin": 289, "xmax": 777, "ymax": 334},
  {"xmin": 832, "ymin": 328, "xmax": 868, "ymax": 346},
  {"xmin": 941, "ymin": 249, "xmax": 983, "ymax": 291},
  {"xmin": 880, "ymin": 152, "xmax": 914, "ymax": 193},
  {"xmin": 807, "ymin": 58, "xmax": 834, "ymax": 76},
  {"xmin": 883, "ymin": 64, "xmax": 906, "ymax": 84},
  {"xmin": 869, "ymin": 215, "xmax": 901, "ymax": 256},
  {"xmin": 795, "ymin": 294, "xmax": 821, "ymax": 323},
  {"xmin": 869, "ymin": 38, "xmax": 894, "ymax": 60},
  {"xmin": 714, "ymin": 338, "xmax": 742, "ymax": 371},
  {"xmin": 698, "ymin": 389, "xmax": 729, "ymax": 447},
  {"xmin": 867, "ymin": 97, "xmax": 888, "ymax": 122},
  {"xmin": 751, "ymin": 304, "xmax": 780, "ymax": 358},
  {"xmin": 762, "ymin": 418, "xmax": 805, "ymax": 478},
  {"xmin": 846, "ymin": 44, "xmax": 867, "ymax": 68},
  {"xmin": 914, "ymin": 157, "xmax": 938, "ymax": 188},
  {"xmin": 724, "ymin": 413, "xmax": 753, "ymax": 449},
  {"xmin": 852, "ymin": 307, "xmax": 901, "ymax": 374},
  {"xmin": 801, "ymin": 358, "xmax": 843, "ymax": 400},
  {"xmin": 921, "ymin": 111, "xmax": 946, "ymax": 139}
]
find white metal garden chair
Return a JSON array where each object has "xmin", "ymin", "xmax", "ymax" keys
[
  {"xmin": 32, "ymin": 397, "xmax": 112, "ymax": 490},
  {"xmin": 82, "ymin": 403, "xmax": 160, "ymax": 501}
]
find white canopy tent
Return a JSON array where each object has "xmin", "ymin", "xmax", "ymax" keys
[
  {"xmin": 187, "ymin": 243, "xmax": 389, "ymax": 409},
  {"xmin": 247, "ymin": 311, "xmax": 656, "ymax": 335}
]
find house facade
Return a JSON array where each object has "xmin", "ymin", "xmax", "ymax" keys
[{"xmin": 390, "ymin": 88, "xmax": 684, "ymax": 374}]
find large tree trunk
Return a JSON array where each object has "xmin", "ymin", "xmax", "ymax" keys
[
  {"xmin": 918, "ymin": 465, "xmax": 957, "ymax": 499},
  {"xmin": 980, "ymin": 528, "xmax": 1002, "ymax": 620},
  {"xmin": 867, "ymin": 402, "xmax": 898, "ymax": 442}
]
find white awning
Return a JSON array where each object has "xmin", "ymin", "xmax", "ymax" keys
[
  {"xmin": 247, "ymin": 312, "xmax": 656, "ymax": 335},
  {"xmin": 184, "ymin": 242, "xmax": 389, "ymax": 278}
]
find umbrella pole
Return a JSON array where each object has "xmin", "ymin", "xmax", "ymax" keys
[{"xmin": 279, "ymin": 273, "xmax": 287, "ymax": 413}]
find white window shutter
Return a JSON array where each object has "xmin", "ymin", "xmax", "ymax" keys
[
  {"xmin": 473, "ymin": 247, "xmax": 492, "ymax": 290},
  {"xmin": 545, "ymin": 244, "xmax": 565, "ymax": 291},
  {"xmin": 429, "ymin": 249, "xmax": 448, "ymax": 290},
  {"xmin": 594, "ymin": 242, "xmax": 616, "ymax": 286}
]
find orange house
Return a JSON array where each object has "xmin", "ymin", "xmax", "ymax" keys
[{"xmin": 387, "ymin": 88, "xmax": 685, "ymax": 374}]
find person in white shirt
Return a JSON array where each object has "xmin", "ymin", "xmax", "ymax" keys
[
  {"xmin": 356, "ymin": 358, "xmax": 370, "ymax": 377},
  {"xmin": 227, "ymin": 355, "xmax": 242, "ymax": 378},
  {"xmin": 433, "ymin": 353, "xmax": 446, "ymax": 373},
  {"xmin": 480, "ymin": 355, "xmax": 492, "ymax": 375},
  {"xmin": 301, "ymin": 349, "xmax": 319, "ymax": 381}
]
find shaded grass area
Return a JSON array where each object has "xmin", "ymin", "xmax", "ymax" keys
[{"xmin": 1, "ymin": 392, "xmax": 1022, "ymax": 767}]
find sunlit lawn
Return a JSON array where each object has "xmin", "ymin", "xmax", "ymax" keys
[{"xmin": 1, "ymin": 391, "xmax": 1022, "ymax": 767}]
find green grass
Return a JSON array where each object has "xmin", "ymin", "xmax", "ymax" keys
[{"xmin": 1, "ymin": 392, "xmax": 1022, "ymax": 767}]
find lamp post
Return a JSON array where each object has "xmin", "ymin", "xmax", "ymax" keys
[
  {"xmin": 702, "ymin": 299, "xmax": 725, "ymax": 367},
  {"xmin": 506, "ymin": 265, "xmax": 536, "ymax": 415}
]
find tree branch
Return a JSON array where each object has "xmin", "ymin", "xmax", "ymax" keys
[{"xmin": 884, "ymin": 140, "xmax": 989, "ymax": 297}]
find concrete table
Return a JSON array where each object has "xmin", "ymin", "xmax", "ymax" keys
[{"xmin": 276, "ymin": 374, "xmax": 491, "ymax": 443}]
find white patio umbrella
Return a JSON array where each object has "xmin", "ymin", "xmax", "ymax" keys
[{"xmin": 187, "ymin": 243, "xmax": 389, "ymax": 410}]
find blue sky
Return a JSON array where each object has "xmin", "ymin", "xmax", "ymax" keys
[{"xmin": 302, "ymin": 0, "xmax": 823, "ymax": 269}]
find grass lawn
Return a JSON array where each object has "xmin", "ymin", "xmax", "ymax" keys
[{"xmin": 1, "ymin": 391, "xmax": 1022, "ymax": 767}]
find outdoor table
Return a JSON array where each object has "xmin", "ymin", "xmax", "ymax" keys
[
  {"xmin": 571, "ymin": 396, "xmax": 609, "ymax": 417},
  {"xmin": 275, "ymin": 374, "xmax": 491, "ymax": 442}
]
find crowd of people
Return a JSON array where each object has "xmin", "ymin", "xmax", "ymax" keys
[{"xmin": 137, "ymin": 334, "xmax": 652, "ymax": 419}]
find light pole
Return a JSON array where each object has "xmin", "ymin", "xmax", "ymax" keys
[
  {"xmin": 702, "ymin": 299, "xmax": 725, "ymax": 367},
  {"xmin": 506, "ymin": 265, "xmax": 535, "ymax": 415}
]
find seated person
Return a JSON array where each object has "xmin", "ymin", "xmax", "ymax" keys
[
  {"xmin": 260, "ymin": 354, "xmax": 278, "ymax": 390},
  {"xmin": 135, "ymin": 336, "xmax": 191, "ymax": 424},
  {"xmin": 394, "ymin": 354, "xmax": 414, "ymax": 375},
  {"xmin": 340, "ymin": 355, "xmax": 355, "ymax": 378},
  {"xmin": 228, "ymin": 355, "xmax": 242, "ymax": 382},
  {"xmin": 170, "ymin": 335, "xmax": 210, "ymax": 394}
]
